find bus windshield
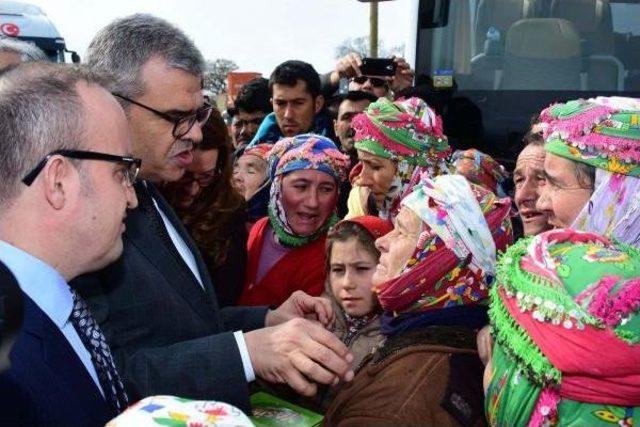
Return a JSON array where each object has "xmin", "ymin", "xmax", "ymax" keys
[
  {"xmin": 416, "ymin": 0, "xmax": 640, "ymax": 92},
  {"xmin": 412, "ymin": 0, "xmax": 640, "ymax": 166}
]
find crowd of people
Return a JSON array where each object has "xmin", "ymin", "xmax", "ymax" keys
[{"xmin": 0, "ymin": 12, "xmax": 639, "ymax": 427}]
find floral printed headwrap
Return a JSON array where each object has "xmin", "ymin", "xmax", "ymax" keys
[
  {"xmin": 375, "ymin": 174, "xmax": 513, "ymax": 314},
  {"xmin": 352, "ymin": 97, "xmax": 452, "ymax": 219},
  {"xmin": 540, "ymin": 98, "xmax": 640, "ymax": 247},
  {"xmin": 267, "ymin": 134, "xmax": 350, "ymax": 247},
  {"xmin": 486, "ymin": 229, "xmax": 640, "ymax": 427},
  {"xmin": 452, "ymin": 149, "xmax": 509, "ymax": 196},
  {"xmin": 244, "ymin": 143, "xmax": 274, "ymax": 162}
]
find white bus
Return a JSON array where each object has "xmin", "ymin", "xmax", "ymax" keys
[{"xmin": 0, "ymin": 1, "xmax": 79, "ymax": 63}]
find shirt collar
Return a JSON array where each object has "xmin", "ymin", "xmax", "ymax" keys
[{"xmin": 0, "ymin": 240, "xmax": 72, "ymax": 328}]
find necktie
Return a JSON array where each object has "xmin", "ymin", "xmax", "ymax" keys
[{"xmin": 69, "ymin": 289, "xmax": 128, "ymax": 413}]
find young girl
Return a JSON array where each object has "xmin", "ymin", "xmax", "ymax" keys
[
  {"xmin": 312, "ymin": 216, "xmax": 391, "ymax": 411},
  {"xmin": 326, "ymin": 215, "xmax": 392, "ymax": 370}
]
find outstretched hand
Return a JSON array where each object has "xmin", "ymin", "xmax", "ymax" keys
[
  {"xmin": 245, "ymin": 318, "xmax": 354, "ymax": 397},
  {"xmin": 265, "ymin": 290, "xmax": 335, "ymax": 329}
]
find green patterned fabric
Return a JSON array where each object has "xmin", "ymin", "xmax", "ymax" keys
[
  {"xmin": 352, "ymin": 97, "xmax": 450, "ymax": 167},
  {"xmin": 486, "ymin": 229, "xmax": 640, "ymax": 426},
  {"xmin": 540, "ymin": 99, "xmax": 640, "ymax": 177}
]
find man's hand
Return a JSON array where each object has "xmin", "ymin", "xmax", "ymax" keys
[
  {"xmin": 329, "ymin": 53, "xmax": 363, "ymax": 86},
  {"xmin": 265, "ymin": 290, "xmax": 334, "ymax": 329},
  {"xmin": 389, "ymin": 56, "xmax": 415, "ymax": 93},
  {"xmin": 245, "ymin": 318, "xmax": 354, "ymax": 397}
]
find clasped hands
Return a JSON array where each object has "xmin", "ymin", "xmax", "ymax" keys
[{"xmin": 244, "ymin": 291, "xmax": 354, "ymax": 397}]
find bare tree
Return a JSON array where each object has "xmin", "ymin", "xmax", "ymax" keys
[
  {"xmin": 335, "ymin": 36, "xmax": 405, "ymax": 59},
  {"xmin": 203, "ymin": 58, "xmax": 239, "ymax": 96}
]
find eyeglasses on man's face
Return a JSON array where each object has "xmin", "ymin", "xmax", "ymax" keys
[
  {"xmin": 351, "ymin": 76, "xmax": 388, "ymax": 88},
  {"xmin": 22, "ymin": 149, "xmax": 142, "ymax": 187},
  {"xmin": 113, "ymin": 93, "xmax": 213, "ymax": 140}
]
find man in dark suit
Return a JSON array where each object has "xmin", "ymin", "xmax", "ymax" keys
[
  {"xmin": 74, "ymin": 14, "xmax": 353, "ymax": 413},
  {"xmin": 0, "ymin": 63, "xmax": 140, "ymax": 425}
]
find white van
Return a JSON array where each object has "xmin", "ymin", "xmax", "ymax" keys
[{"xmin": 0, "ymin": 1, "xmax": 78, "ymax": 63}]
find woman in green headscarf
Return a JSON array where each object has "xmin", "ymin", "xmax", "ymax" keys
[
  {"xmin": 347, "ymin": 96, "xmax": 451, "ymax": 220},
  {"xmin": 485, "ymin": 228, "xmax": 640, "ymax": 426}
]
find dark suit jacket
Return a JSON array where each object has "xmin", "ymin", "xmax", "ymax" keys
[
  {"xmin": 0, "ymin": 264, "xmax": 113, "ymax": 427},
  {"xmin": 73, "ymin": 182, "xmax": 268, "ymax": 413}
]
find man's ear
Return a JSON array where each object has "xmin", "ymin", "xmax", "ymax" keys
[
  {"xmin": 314, "ymin": 95, "xmax": 325, "ymax": 114},
  {"xmin": 42, "ymin": 157, "xmax": 73, "ymax": 210}
]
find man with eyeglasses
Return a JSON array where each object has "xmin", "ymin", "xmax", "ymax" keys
[
  {"xmin": 72, "ymin": 14, "xmax": 354, "ymax": 414},
  {"xmin": 320, "ymin": 52, "xmax": 415, "ymax": 100},
  {"xmin": 0, "ymin": 63, "xmax": 138, "ymax": 425}
]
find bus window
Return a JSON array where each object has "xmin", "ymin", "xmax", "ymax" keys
[
  {"xmin": 414, "ymin": 0, "xmax": 640, "ymax": 92},
  {"xmin": 410, "ymin": 0, "xmax": 640, "ymax": 167}
]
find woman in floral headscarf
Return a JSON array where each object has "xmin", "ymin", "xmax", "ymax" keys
[
  {"xmin": 239, "ymin": 134, "xmax": 350, "ymax": 307},
  {"xmin": 485, "ymin": 228, "xmax": 640, "ymax": 426},
  {"xmin": 324, "ymin": 174, "xmax": 513, "ymax": 426},
  {"xmin": 347, "ymin": 96, "xmax": 451, "ymax": 220},
  {"xmin": 537, "ymin": 98, "xmax": 640, "ymax": 247},
  {"xmin": 452, "ymin": 148, "xmax": 509, "ymax": 196}
]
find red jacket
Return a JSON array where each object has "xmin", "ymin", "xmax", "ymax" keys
[{"xmin": 239, "ymin": 217, "xmax": 327, "ymax": 307}]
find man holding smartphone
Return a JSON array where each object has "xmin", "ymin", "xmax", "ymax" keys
[{"xmin": 321, "ymin": 52, "xmax": 415, "ymax": 99}]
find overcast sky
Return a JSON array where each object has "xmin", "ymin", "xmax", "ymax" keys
[{"xmin": 25, "ymin": 0, "xmax": 411, "ymax": 76}]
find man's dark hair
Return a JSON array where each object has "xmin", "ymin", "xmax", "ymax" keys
[
  {"xmin": 327, "ymin": 91, "xmax": 378, "ymax": 120},
  {"xmin": 269, "ymin": 60, "xmax": 321, "ymax": 99},
  {"xmin": 343, "ymin": 90, "xmax": 378, "ymax": 104},
  {"xmin": 234, "ymin": 77, "xmax": 272, "ymax": 115}
]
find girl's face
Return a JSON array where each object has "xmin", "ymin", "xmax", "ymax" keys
[{"xmin": 329, "ymin": 237, "xmax": 379, "ymax": 317}]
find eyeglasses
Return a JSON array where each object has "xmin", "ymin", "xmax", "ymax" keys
[
  {"xmin": 113, "ymin": 93, "xmax": 213, "ymax": 139},
  {"xmin": 351, "ymin": 76, "xmax": 388, "ymax": 88},
  {"xmin": 178, "ymin": 169, "xmax": 220, "ymax": 188},
  {"xmin": 22, "ymin": 149, "xmax": 142, "ymax": 187}
]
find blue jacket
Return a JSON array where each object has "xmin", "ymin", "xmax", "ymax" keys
[
  {"xmin": 0, "ymin": 262, "xmax": 113, "ymax": 426},
  {"xmin": 247, "ymin": 110, "xmax": 335, "ymax": 147}
]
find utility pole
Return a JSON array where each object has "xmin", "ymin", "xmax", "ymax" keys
[
  {"xmin": 358, "ymin": 0, "xmax": 392, "ymax": 57},
  {"xmin": 370, "ymin": 0, "xmax": 378, "ymax": 57}
]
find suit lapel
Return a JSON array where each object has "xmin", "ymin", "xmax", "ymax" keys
[
  {"xmin": 146, "ymin": 184, "xmax": 217, "ymax": 293},
  {"xmin": 126, "ymin": 183, "xmax": 219, "ymax": 324},
  {"xmin": 18, "ymin": 295, "xmax": 111, "ymax": 415}
]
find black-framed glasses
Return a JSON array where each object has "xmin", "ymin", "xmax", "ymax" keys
[
  {"xmin": 22, "ymin": 149, "xmax": 142, "ymax": 186},
  {"xmin": 113, "ymin": 93, "xmax": 213, "ymax": 139},
  {"xmin": 351, "ymin": 76, "xmax": 388, "ymax": 88},
  {"xmin": 178, "ymin": 168, "xmax": 221, "ymax": 188}
]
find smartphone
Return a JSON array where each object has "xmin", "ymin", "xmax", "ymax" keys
[{"xmin": 360, "ymin": 58, "xmax": 397, "ymax": 76}]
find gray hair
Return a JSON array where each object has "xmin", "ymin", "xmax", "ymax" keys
[
  {"xmin": 573, "ymin": 160, "xmax": 596, "ymax": 190},
  {"xmin": 0, "ymin": 37, "xmax": 48, "ymax": 62},
  {"xmin": 0, "ymin": 62, "xmax": 111, "ymax": 208},
  {"xmin": 86, "ymin": 13, "xmax": 204, "ymax": 100}
]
